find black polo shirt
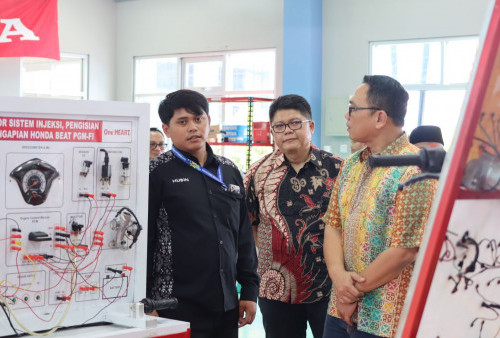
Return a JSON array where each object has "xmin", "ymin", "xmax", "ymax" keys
[{"xmin": 147, "ymin": 144, "xmax": 259, "ymax": 312}]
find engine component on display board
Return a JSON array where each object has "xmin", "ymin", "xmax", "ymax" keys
[
  {"xmin": 109, "ymin": 207, "xmax": 142, "ymax": 250},
  {"xmin": 80, "ymin": 160, "xmax": 93, "ymax": 177},
  {"xmin": 100, "ymin": 149, "xmax": 112, "ymax": 185},
  {"xmin": 120, "ymin": 157, "xmax": 130, "ymax": 185},
  {"xmin": 71, "ymin": 220, "xmax": 84, "ymax": 232}
]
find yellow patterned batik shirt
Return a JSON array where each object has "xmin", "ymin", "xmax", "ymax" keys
[{"xmin": 323, "ymin": 134, "xmax": 438, "ymax": 337}]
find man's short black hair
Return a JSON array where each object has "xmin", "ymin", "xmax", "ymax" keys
[
  {"xmin": 362, "ymin": 75, "xmax": 408, "ymax": 126},
  {"xmin": 269, "ymin": 94, "xmax": 312, "ymax": 122},
  {"xmin": 150, "ymin": 127, "xmax": 164, "ymax": 136},
  {"xmin": 158, "ymin": 89, "xmax": 209, "ymax": 125}
]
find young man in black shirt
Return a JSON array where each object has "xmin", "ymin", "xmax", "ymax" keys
[{"xmin": 147, "ymin": 89, "xmax": 259, "ymax": 338}]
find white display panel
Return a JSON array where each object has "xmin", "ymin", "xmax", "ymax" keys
[
  {"xmin": 0, "ymin": 97, "xmax": 149, "ymax": 336},
  {"xmin": 417, "ymin": 200, "xmax": 500, "ymax": 337}
]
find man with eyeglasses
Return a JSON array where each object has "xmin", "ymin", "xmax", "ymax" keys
[
  {"xmin": 244, "ymin": 94, "xmax": 342, "ymax": 338},
  {"xmin": 322, "ymin": 75, "xmax": 437, "ymax": 337},
  {"xmin": 150, "ymin": 127, "xmax": 166, "ymax": 160}
]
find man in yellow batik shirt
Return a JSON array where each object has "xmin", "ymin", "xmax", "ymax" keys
[{"xmin": 322, "ymin": 75, "xmax": 438, "ymax": 338}]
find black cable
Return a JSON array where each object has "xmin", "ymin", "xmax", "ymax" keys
[
  {"xmin": 82, "ymin": 274, "xmax": 126, "ymax": 325},
  {"xmin": 0, "ymin": 301, "xmax": 22, "ymax": 336},
  {"xmin": 96, "ymin": 198, "xmax": 112, "ymax": 231},
  {"xmin": 0, "ymin": 217, "xmax": 22, "ymax": 232}
]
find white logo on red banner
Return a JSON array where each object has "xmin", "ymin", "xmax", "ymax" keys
[
  {"xmin": 0, "ymin": 19, "xmax": 39, "ymax": 43},
  {"xmin": 0, "ymin": 0, "xmax": 60, "ymax": 60}
]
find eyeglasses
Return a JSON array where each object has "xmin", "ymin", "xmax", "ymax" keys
[
  {"xmin": 348, "ymin": 106, "xmax": 381, "ymax": 116},
  {"xmin": 150, "ymin": 142, "xmax": 166, "ymax": 150},
  {"xmin": 271, "ymin": 120, "xmax": 311, "ymax": 133}
]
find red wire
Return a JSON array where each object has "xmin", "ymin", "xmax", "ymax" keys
[{"xmin": 1, "ymin": 194, "xmax": 136, "ymax": 327}]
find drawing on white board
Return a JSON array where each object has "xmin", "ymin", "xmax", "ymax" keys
[{"xmin": 439, "ymin": 230, "xmax": 500, "ymax": 337}]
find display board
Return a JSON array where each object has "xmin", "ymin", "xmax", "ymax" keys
[
  {"xmin": 0, "ymin": 97, "xmax": 149, "ymax": 336},
  {"xmin": 397, "ymin": 0, "xmax": 500, "ymax": 336}
]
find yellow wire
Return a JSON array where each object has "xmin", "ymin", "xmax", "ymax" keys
[
  {"xmin": 0, "ymin": 247, "xmax": 77, "ymax": 336},
  {"xmin": 0, "ymin": 243, "xmax": 37, "ymax": 294}
]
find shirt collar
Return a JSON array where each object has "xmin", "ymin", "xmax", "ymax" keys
[
  {"xmin": 275, "ymin": 144, "xmax": 322, "ymax": 169},
  {"xmin": 173, "ymin": 143, "xmax": 216, "ymax": 166},
  {"xmin": 359, "ymin": 133, "xmax": 410, "ymax": 162}
]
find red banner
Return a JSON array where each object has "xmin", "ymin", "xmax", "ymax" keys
[
  {"xmin": 0, "ymin": 0, "xmax": 60, "ymax": 60},
  {"xmin": 0, "ymin": 117, "xmax": 102, "ymax": 142}
]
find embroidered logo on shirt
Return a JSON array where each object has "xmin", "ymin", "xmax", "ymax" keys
[
  {"xmin": 228, "ymin": 184, "xmax": 240, "ymax": 194},
  {"xmin": 172, "ymin": 178, "xmax": 189, "ymax": 183}
]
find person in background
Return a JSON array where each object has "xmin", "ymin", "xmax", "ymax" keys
[
  {"xmin": 148, "ymin": 89, "xmax": 259, "ymax": 338},
  {"xmin": 244, "ymin": 94, "xmax": 342, "ymax": 338},
  {"xmin": 150, "ymin": 127, "xmax": 166, "ymax": 160},
  {"xmin": 409, "ymin": 125, "xmax": 444, "ymax": 149},
  {"xmin": 322, "ymin": 75, "xmax": 438, "ymax": 337}
]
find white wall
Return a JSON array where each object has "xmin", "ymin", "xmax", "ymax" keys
[
  {"xmin": 114, "ymin": 0, "xmax": 283, "ymax": 101},
  {"xmin": 321, "ymin": 0, "xmax": 491, "ymax": 155},
  {"xmin": 58, "ymin": 0, "xmax": 117, "ymax": 101},
  {"xmin": 0, "ymin": 59, "xmax": 21, "ymax": 96}
]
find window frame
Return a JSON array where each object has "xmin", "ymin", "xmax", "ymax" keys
[
  {"xmin": 133, "ymin": 48, "xmax": 276, "ymax": 125},
  {"xmin": 21, "ymin": 53, "xmax": 89, "ymax": 100},
  {"xmin": 133, "ymin": 48, "xmax": 276, "ymax": 99},
  {"xmin": 133, "ymin": 49, "xmax": 277, "ymax": 165},
  {"xmin": 181, "ymin": 55, "xmax": 225, "ymax": 97},
  {"xmin": 369, "ymin": 36, "xmax": 478, "ymax": 140}
]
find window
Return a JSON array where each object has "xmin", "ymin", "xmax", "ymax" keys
[
  {"xmin": 21, "ymin": 53, "xmax": 88, "ymax": 100},
  {"xmin": 134, "ymin": 57, "xmax": 179, "ymax": 128},
  {"xmin": 134, "ymin": 49, "xmax": 276, "ymax": 167},
  {"xmin": 134, "ymin": 49, "xmax": 275, "ymax": 128},
  {"xmin": 226, "ymin": 50, "xmax": 276, "ymax": 92},
  {"xmin": 370, "ymin": 37, "xmax": 479, "ymax": 147},
  {"xmin": 183, "ymin": 56, "xmax": 224, "ymax": 92}
]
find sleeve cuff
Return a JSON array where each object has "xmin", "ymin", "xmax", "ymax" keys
[{"xmin": 239, "ymin": 284, "xmax": 259, "ymax": 302}]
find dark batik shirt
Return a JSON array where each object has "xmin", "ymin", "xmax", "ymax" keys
[
  {"xmin": 244, "ymin": 145, "xmax": 342, "ymax": 304},
  {"xmin": 147, "ymin": 145, "xmax": 259, "ymax": 312}
]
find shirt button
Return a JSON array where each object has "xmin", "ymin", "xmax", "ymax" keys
[
  {"xmin": 208, "ymin": 189, "xmax": 212, "ymax": 195},
  {"xmin": 220, "ymin": 268, "xmax": 224, "ymax": 273},
  {"xmin": 219, "ymin": 240, "xmax": 223, "ymax": 245}
]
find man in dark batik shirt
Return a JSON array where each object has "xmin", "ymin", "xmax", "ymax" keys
[{"xmin": 244, "ymin": 94, "xmax": 342, "ymax": 338}]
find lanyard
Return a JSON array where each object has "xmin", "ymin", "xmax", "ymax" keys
[{"xmin": 171, "ymin": 146, "xmax": 227, "ymax": 189}]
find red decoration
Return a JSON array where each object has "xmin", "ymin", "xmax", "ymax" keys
[{"xmin": 0, "ymin": 0, "xmax": 60, "ymax": 60}]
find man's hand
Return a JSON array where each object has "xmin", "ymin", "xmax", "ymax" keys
[
  {"xmin": 238, "ymin": 300, "xmax": 257, "ymax": 328},
  {"xmin": 333, "ymin": 270, "xmax": 365, "ymax": 304},
  {"xmin": 336, "ymin": 301, "xmax": 357, "ymax": 326}
]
